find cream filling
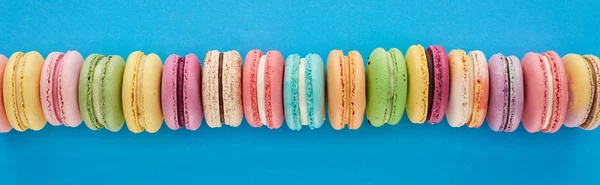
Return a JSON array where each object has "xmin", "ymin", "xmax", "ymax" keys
[
  {"xmin": 15, "ymin": 56, "xmax": 28, "ymax": 128},
  {"xmin": 93, "ymin": 61, "xmax": 106, "ymax": 126},
  {"xmin": 257, "ymin": 55, "xmax": 267, "ymax": 125},
  {"xmin": 384, "ymin": 52, "xmax": 395, "ymax": 123},
  {"xmin": 136, "ymin": 56, "xmax": 146, "ymax": 129},
  {"xmin": 542, "ymin": 56, "xmax": 553, "ymax": 129},
  {"xmin": 298, "ymin": 58, "xmax": 309, "ymax": 125}
]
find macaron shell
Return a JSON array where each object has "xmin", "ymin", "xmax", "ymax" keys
[
  {"xmin": 41, "ymin": 52, "xmax": 62, "ymax": 126},
  {"xmin": 222, "ymin": 51, "xmax": 243, "ymax": 127},
  {"xmin": 283, "ymin": 54, "xmax": 301, "ymax": 130},
  {"xmin": 366, "ymin": 48, "xmax": 392, "ymax": 127},
  {"xmin": 446, "ymin": 49, "xmax": 472, "ymax": 127},
  {"xmin": 100, "ymin": 56, "xmax": 126, "ymax": 132},
  {"xmin": 522, "ymin": 52, "xmax": 553, "ymax": 133},
  {"xmin": 388, "ymin": 48, "xmax": 408, "ymax": 125},
  {"xmin": 307, "ymin": 54, "xmax": 326, "ymax": 129},
  {"xmin": 242, "ymin": 50, "xmax": 263, "ymax": 128},
  {"xmin": 405, "ymin": 45, "xmax": 429, "ymax": 124},
  {"xmin": 182, "ymin": 54, "xmax": 202, "ymax": 130},
  {"xmin": 348, "ymin": 51, "xmax": 366, "ymax": 129},
  {"xmin": 0, "ymin": 55, "xmax": 10, "ymax": 132},
  {"xmin": 3, "ymin": 52, "xmax": 47, "ymax": 131},
  {"xmin": 264, "ymin": 51, "xmax": 285, "ymax": 129},
  {"xmin": 467, "ymin": 51, "xmax": 489, "ymax": 128},
  {"xmin": 581, "ymin": 55, "xmax": 600, "ymax": 130},
  {"xmin": 543, "ymin": 51, "xmax": 568, "ymax": 133},
  {"xmin": 507, "ymin": 56, "xmax": 524, "ymax": 132},
  {"xmin": 427, "ymin": 46, "xmax": 449, "ymax": 123},
  {"xmin": 326, "ymin": 50, "xmax": 345, "ymax": 130},
  {"xmin": 562, "ymin": 54, "xmax": 593, "ymax": 127}
]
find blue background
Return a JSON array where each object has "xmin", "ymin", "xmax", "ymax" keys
[{"xmin": 1, "ymin": 0, "xmax": 599, "ymax": 184}]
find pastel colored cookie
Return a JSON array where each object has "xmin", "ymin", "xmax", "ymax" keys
[
  {"xmin": 3, "ymin": 51, "xmax": 46, "ymax": 131},
  {"xmin": 0, "ymin": 54, "xmax": 10, "ymax": 133},
  {"xmin": 425, "ymin": 45, "xmax": 450, "ymax": 124},
  {"xmin": 123, "ymin": 51, "xmax": 164, "ymax": 133},
  {"xmin": 327, "ymin": 50, "xmax": 366, "ymax": 130},
  {"xmin": 161, "ymin": 54, "xmax": 203, "ymax": 131},
  {"xmin": 487, "ymin": 54, "xmax": 524, "ymax": 132},
  {"xmin": 202, "ymin": 50, "xmax": 243, "ymax": 128},
  {"xmin": 41, "ymin": 51, "xmax": 83, "ymax": 127},
  {"xmin": 284, "ymin": 53, "xmax": 326, "ymax": 130},
  {"xmin": 366, "ymin": 47, "xmax": 407, "ymax": 127},
  {"xmin": 466, "ymin": 51, "xmax": 489, "ymax": 128},
  {"xmin": 562, "ymin": 54, "xmax": 600, "ymax": 130},
  {"xmin": 521, "ymin": 51, "xmax": 568, "ymax": 133},
  {"xmin": 446, "ymin": 49, "xmax": 474, "ymax": 127},
  {"xmin": 242, "ymin": 50, "xmax": 285, "ymax": 129},
  {"xmin": 405, "ymin": 45, "xmax": 429, "ymax": 124},
  {"xmin": 79, "ymin": 54, "xmax": 126, "ymax": 131}
]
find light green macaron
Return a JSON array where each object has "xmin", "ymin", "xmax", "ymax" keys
[{"xmin": 366, "ymin": 48, "xmax": 408, "ymax": 127}]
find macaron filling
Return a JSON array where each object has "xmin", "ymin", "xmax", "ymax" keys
[
  {"xmin": 541, "ymin": 56, "xmax": 554, "ymax": 130},
  {"xmin": 257, "ymin": 55, "xmax": 268, "ymax": 125},
  {"xmin": 384, "ymin": 52, "xmax": 395, "ymax": 123},
  {"xmin": 425, "ymin": 48, "xmax": 435, "ymax": 121},
  {"xmin": 176, "ymin": 57, "xmax": 187, "ymax": 128},
  {"xmin": 298, "ymin": 58, "xmax": 309, "ymax": 125},
  {"xmin": 92, "ymin": 57, "xmax": 107, "ymax": 126},
  {"xmin": 502, "ymin": 56, "xmax": 514, "ymax": 131},
  {"xmin": 51, "ymin": 53, "xmax": 65, "ymax": 124},
  {"xmin": 217, "ymin": 53, "xmax": 225, "ymax": 123}
]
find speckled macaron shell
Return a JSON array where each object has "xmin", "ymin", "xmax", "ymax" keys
[
  {"xmin": 366, "ymin": 48, "xmax": 407, "ymax": 127},
  {"xmin": 202, "ymin": 50, "xmax": 243, "ymax": 128}
]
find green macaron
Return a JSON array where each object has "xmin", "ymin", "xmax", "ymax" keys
[
  {"xmin": 79, "ymin": 54, "xmax": 126, "ymax": 132},
  {"xmin": 366, "ymin": 47, "xmax": 408, "ymax": 127}
]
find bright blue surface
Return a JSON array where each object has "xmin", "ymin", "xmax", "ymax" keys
[{"xmin": 1, "ymin": 0, "xmax": 599, "ymax": 184}]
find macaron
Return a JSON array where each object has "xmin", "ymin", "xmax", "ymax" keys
[
  {"xmin": 41, "ymin": 51, "xmax": 83, "ymax": 127},
  {"xmin": 466, "ymin": 50, "xmax": 489, "ymax": 128},
  {"xmin": 405, "ymin": 45, "xmax": 429, "ymax": 124},
  {"xmin": 3, "ymin": 51, "xmax": 46, "ymax": 131},
  {"xmin": 202, "ymin": 50, "xmax": 243, "ymax": 128},
  {"xmin": 284, "ymin": 53, "xmax": 326, "ymax": 130},
  {"xmin": 446, "ymin": 49, "xmax": 474, "ymax": 127},
  {"xmin": 243, "ymin": 50, "xmax": 284, "ymax": 129},
  {"xmin": 562, "ymin": 54, "xmax": 600, "ymax": 130},
  {"xmin": 326, "ymin": 50, "xmax": 366, "ymax": 130},
  {"xmin": 161, "ymin": 54, "xmax": 203, "ymax": 131},
  {"xmin": 123, "ymin": 51, "xmax": 164, "ymax": 133},
  {"xmin": 79, "ymin": 54, "xmax": 126, "ymax": 131},
  {"xmin": 521, "ymin": 51, "xmax": 568, "ymax": 133},
  {"xmin": 425, "ymin": 45, "xmax": 450, "ymax": 124},
  {"xmin": 487, "ymin": 54, "xmax": 524, "ymax": 132},
  {"xmin": 366, "ymin": 48, "xmax": 407, "ymax": 127},
  {"xmin": 0, "ymin": 54, "xmax": 11, "ymax": 133}
]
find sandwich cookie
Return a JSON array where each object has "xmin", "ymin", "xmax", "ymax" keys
[
  {"xmin": 284, "ymin": 53, "xmax": 326, "ymax": 130},
  {"xmin": 487, "ymin": 54, "xmax": 524, "ymax": 132},
  {"xmin": 366, "ymin": 48, "xmax": 407, "ymax": 127},
  {"xmin": 327, "ymin": 50, "xmax": 366, "ymax": 130},
  {"xmin": 79, "ymin": 54, "xmax": 126, "ymax": 131},
  {"xmin": 41, "ymin": 51, "xmax": 83, "ymax": 127},
  {"xmin": 425, "ymin": 46, "xmax": 450, "ymax": 124},
  {"xmin": 123, "ymin": 51, "xmax": 164, "ymax": 133},
  {"xmin": 243, "ymin": 50, "xmax": 285, "ymax": 129},
  {"xmin": 521, "ymin": 51, "xmax": 568, "ymax": 133},
  {"xmin": 3, "ymin": 51, "xmax": 46, "ymax": 131},
  {"xmin": 562, "ymin": 54, "xmax": 600, "ymax": 130},
  {"xmin": 203, "ymin": 50, "xmax": 243, "ymax": 128},
  {"xmin": 162, "ymin": 54, "xmax": 203, "ymax": 131}
]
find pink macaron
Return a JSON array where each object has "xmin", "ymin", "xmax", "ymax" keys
[
  {"xmin": 40, "ymin": 51, "xmax": 84, "ymax": 127},
  {"xmin": 161, "ymin": 54, "xmax": 203, "ymax": 130},
  {"xmin": 521, "ymin": 51, "xmax": 568, "ymax": 133},
  {"xmin": 0, "ymin": 54, "xmax": 10, "ymax": 132},
  {"xmin": 242, "ymin": 50, "xmax": 285, "ymax": 129},
  {"xmin": 487, "ymin": 54, "xmax": 524, "ymax": 132}
]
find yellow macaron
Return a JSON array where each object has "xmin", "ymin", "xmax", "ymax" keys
[
  {"xmin": 3, "ymin": 51, "xmax": 47, "ymax": 131},
  {"xmin": 122, "ymin": 51, "xmax": 164, "ymax": 133}
]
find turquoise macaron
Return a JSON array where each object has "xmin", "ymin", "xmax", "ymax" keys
[{"xmin": 283, "ymin": 54, "xmax": 326, "ymax": 130}]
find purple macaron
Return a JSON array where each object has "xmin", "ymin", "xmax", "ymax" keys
[
  {"xmin": 487, "ymin": 54, "xmax": 524, "ymax": 132},
  {"xmin": 161, "ymin": 54, "xmax": 203, "ymax": 130}
]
